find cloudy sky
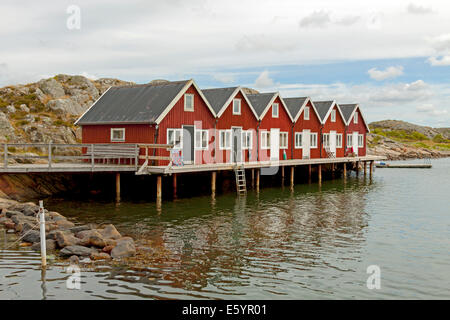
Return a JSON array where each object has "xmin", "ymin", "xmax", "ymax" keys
[{"xmin": 1, "ymin": 0, "xmax": 449, "ymax": 126}]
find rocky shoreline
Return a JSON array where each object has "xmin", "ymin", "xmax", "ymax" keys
[{"xmin": 0, "ymin": 198, "xmax": 138, "ymax": 263}]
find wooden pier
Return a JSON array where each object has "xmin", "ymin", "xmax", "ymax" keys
[{"xmin": 0, "ymin": 143, "xmax": 385, "ymax": 203}]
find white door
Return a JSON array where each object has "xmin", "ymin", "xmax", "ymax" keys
[
  {"xmin": 352, "ymin": 131, "xmax": 359, "ymax": 156},
  {"xmin": 330, "ymin": 130, "xmax": 336, "ymax": 156},
  {"xmin": 232, "ymin": 127, "xmax": 242, "ymax": 163},
  {"xmin": 270, "ymin": 128, "xmax": 280, "ymax": 161},
  {"xmin": 302, "ymin": 129, "xmax": 310, "ymax": 159}
]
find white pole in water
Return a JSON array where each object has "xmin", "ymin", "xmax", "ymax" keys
[{"xmin": 39, "ymin": 200, "xmax": 47, "ymax": 268}]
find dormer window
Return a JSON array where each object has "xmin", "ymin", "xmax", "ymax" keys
[
  {"xmin": 272, "ymin": 103, "xmax": 279, "ymax": 118},
  {"xmin": 184, "ymin": 94, "xmax": 194, "ymax": 111}
]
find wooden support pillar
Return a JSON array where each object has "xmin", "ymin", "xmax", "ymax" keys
[
  {"xmin": 343, "ymin": 162, "xmax": 347, "ymax": 179},
  {"xmin": 256, "ymin": 169, "xmax": 260, "ymax": 192},
  {"xmin": 363, "ymin": 161, "xmax": 367, "ymax": 176},
  {"xmin": 251, "ymin": 169, "xmax": 255, "ymax": 189},
  {"xmin": 173, "ymin": 174, "xmax": 177, "ymax": 199},
  {"xmin": 115, "ymin": 173, "xmax": 120, "ymax": 203},
  {"xmin": 308, "ymin": 164, "xmax": 312, "ymax": 183},
  {"xmin": 370, "ymin": 161, "xmax": 374, "ymax": 179},
  {"xmin": 331, "ymin": 163, "xmax": 335, "ymax": 178},
  {"xmin": 281, "ymin": 166, "xmax": 285, "ymax": 185},
  {"xmin": 318, "ymin": 164, "xmax": 322, "ymax": 184},
  {"xmin": 211, "ymin": 171, "xmax": 217, "ymax": 195},
  {"xmin": 156, "ymin": 176, "xmax": 162, "ymax": 202},
  {"xmin": 290, "ymin": 166, "xmax": 294, "ymax": 189},
  {"xmin": 356, "ymin": 161, "xmax": 360, "ymax": 176}
]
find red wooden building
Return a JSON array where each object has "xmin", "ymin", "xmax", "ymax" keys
[
  {"xmin": 246, "ymin": 93, "xmax": 294, "ymax": 161},
  {"xmin": 313, "ymin": 100, "xmax": 346, "ymax": 158},
  {"xmin": 202, "ymin": 86, "xmax": 259, "ymax": 163},
  {"xmin": 75, "ymin": 79, "xmax": 217, "ymax": 165},
  {"xmin": 284, "ymin": 97, "xmax": 322, "ymax": 159},
  {"xmin": 338, "ymin": 104, "xmax": 370, "ymax": 156}
]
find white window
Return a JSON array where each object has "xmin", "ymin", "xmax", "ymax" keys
[
  {"xmin": 280, "ymin": 132, "xmax": 288, "ymax": 149},
  {"xmin": 331, "ymin": 109, "xmax": 336, "ymax": 122},
  {"xmin": 354, "ymin": 112, "xmax": 358, "ymax": 124},
  {"xmin": 111, "ymin": 128, "xmax": 125, "ymax": 142},
  {"xmin": 358, "ymin": 134, "xmax": 364, "ymax": 147},
  {"xmin": 195, "ymin": 129, "xmax": 208, "ymax": 150},
  {"xmin": 167, "ymin": 128, "xmax": 182, "ymax": 149},
  {"xmin": 336, "ymin": 134, "xmax": 343, "ymax": 148},
  {"xmin": 219, "ymin": 130, "xmax": 231, "ymax": 150},
  {"xmin": 233, "ymin": 99, "xmax": 241, "ymax": 115},
  {"xmin": 310, "ymin": 133, "xmax": 318, "ymax": 148},
  {"xmin": 323, "ymin": 133, "xmax": 330, "ymax": 147},
  {"xmin": 304, "ymin": 106, "xmax": 310, "ymax": 120},
  {"xmin": 261, "ymin": 131, "xmax": 271, "ymax": 149},
  {"xmin": 347, "ymin": 134, "xmax": 353, "ymax": 147},
  {"xmin": 242, "ymin": 131, "xmax": 252, "ymax": 149},
  {"xmin": 184, "ymin": 94, "xmax": 194, "ymax": 111},
  {"xmin": 295, "ymin": 132, "xmax": 302, "ymax": 149},
  {"xmin": 272, "ymin": 103, "xmax": 279, "ymax": 118}
]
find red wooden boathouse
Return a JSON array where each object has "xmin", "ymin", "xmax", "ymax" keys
[{"xmin": 338, "ymin": 104, "xmax": 370, "ymax": 157}]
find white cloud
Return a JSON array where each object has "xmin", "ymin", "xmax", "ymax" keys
[
  {"xmin": 81, "ymin": 72, "xmax": 98, "ymax": 80},
  {"xmin": 255, "ymin": 70, "xmax": 275, "ymax": 88},
  {"xmin": 407, "ymin": 3, "xmax": 433, "ymax": 14},
  {"xmin": 299, "ymin": 10, "xmax": 331, "ymax": 28},
  {"xmin": 427, "ymin": 55, "xmax": 450, "ymax": 66},
  {"xmin": 213, "ymin": 73, "xmax": 235, "ymax": 84},
  {"xmin": 368, "ymin": 66, "xmax": 404, "ymax": 81},
  {"xmin": 416, "ymin": 104, "xmax": 448, "ymax": 116}
]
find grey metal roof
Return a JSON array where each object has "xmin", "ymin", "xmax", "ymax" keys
[
  {"xmin": 202, "ymin": 87, "xmax": 239, "ymax": 114},
  {"xmin": 76, "ymin": 80, "xmax": 190, "ymax": 124},
  {"xmin": 246, "ymin": 93, "xmax": 277, "ymax": 117},
  {"xmin": 313, "ymin": 101, "xmax": 334, "ymax": 122},
  {"xmin": 338, "ymin": 104, "xmax": 358, "ymax": 123},
  {"xmin": 283, "ymin": 97, "xmax": 308, "ymax": 120}
]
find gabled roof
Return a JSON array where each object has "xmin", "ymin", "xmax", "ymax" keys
[
  {"xmin": 202, "ymin": 86, "xmax": 259, "ymax": 119},
  {"xmin": 75, "ymin": 79, "xmax": 216, "ymax": 125},
  {"xmin": 312, "ymin": 100, "xmax": 345, "ymax": 124},
  {"xmin": 338, "ymin": 103, "xmax": 370, "ymax": 132},
  {"xmin": 246, "ymin": 92, "xmax": 293, "ymax": 121},
  {"xmin": 283, "ymin": 97, "xmax": 320, "ymax": 122}
]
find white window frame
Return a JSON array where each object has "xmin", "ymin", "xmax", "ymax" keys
[
  {"xmin": 219, "ymin": 130, "xmax": 232, "ymax": 150},
  {"xmin": 295, "ymin": 132, "xmax": 302, "ymax": 149},
  {"xmin": 233, "ymin": 99, "xmax": 241, "ymax": 115},
  {"xmin": 280, "ymin": 132, "xmax": 288, "ymax": 149},
  {"xmin": 261, "ymin": 131, "xmax": 271, "ymax": 149},
  {"xmin": 184, "ymin": 93, "xmax": 194, "ymax": 112},
  {"xmin": 272, "ymin": 103, "xmax": 279, "ymax": 118},
  {"xmin": 242, "ymin": 130, "xmax": 252, "ymax": 150},
  {"xmin": 358, "ymin": 134, "xmax": 364, "ymax": 147},
  {"xmin": 323, "ymin": 133, "xmax": 330, "ymax": 147},
  {"xmin": 304, "ymin": 106, "xmax": 310, "ymax": 120},
  {"xmin": 331, "ymin": 109, "xmax": 336, "ymax": 122},
  {"xmin": 347, "ymin": 134, "xmax": 353, "ymax": 147},
  {"xmin": 195, "ymin": 129, "xmax": 208, "ymax": 150},
  {"xmin": 111, "ymin": 128, "xmax": 125, "ymax": 142},
  {"xmin": 310, "ymin": 133, "xmax": 318, "ymax": 148},
  {"xmin": 167, "ymin": 128, "xmax": 183, "ymax": 149},
  {"xmin": 336, "ymin": 133, "xmax": 343, "ymax": 148},
  {"xmin": 354, "ymin": 112, "xmax": 358, "ymax": 124}
]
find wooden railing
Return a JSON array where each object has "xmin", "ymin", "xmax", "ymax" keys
[{"xmin": 1, "ymin": 143, "xmax": 174, "ymax": 171}]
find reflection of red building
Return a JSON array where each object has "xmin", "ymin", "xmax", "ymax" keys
[
  {"xmin": 76, "ymin": 80, "xmax": 217, "ymax": 165},
  {"xmin": 284, "ymin": 97, "xmax": 322, "ymax": 159},
  {"xmin": 339, "ymin": 104, "xmax": 370, "ymax": 156},
  {"xmin": 246, "ymin": 93, "xmax": 294, "ymax": 161},
  {"xmin": 313, "ymin": 101, "xmax": 347, "ymax": 158},
  {"xmin": 202, "ymin": 87, "xmax": 259, "ymax": 163}
]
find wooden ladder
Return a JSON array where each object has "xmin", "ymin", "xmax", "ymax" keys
[{"xmin": 234, "ymin": 165, "xmax": 247, "ymax": 195}]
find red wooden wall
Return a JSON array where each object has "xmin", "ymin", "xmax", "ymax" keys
[
  {"xmin": 292, "ymin": 100, "xmax": 322, "ymax": 159},
  {"xmin": 321, "ymin": 105, "xmax": 346, "ymax": 158},
  {"xmin": 346, "ymin": 107, "xmax": 368, "ymax": 156}
]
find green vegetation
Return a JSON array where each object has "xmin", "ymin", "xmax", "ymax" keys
[
  {"xmin": 434, "ymin": 143, "xmax": 450, "ymax": 150},
  {"xmin": 413, "ymin": 142, "xmax": 430, "ymax": 149},
  {"xmin": 371, "ymin": 128, "xmax": 429, "ymax": 141},
  {"xmin": 0, "ymin": 92, "xmax": 45, "ymax": 113},
  {"xmin": 432, "ymin": 134, "xmax": 449, "ymax": 143}
]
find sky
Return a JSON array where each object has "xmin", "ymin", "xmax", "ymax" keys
[{"xmin": 1, "ymin": 0, "xmax": 449, "ymax": 127}]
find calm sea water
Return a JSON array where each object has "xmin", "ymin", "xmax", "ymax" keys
[{"xmin": 1, "ymin": 158, "xmax": 449, "ymax": 299}]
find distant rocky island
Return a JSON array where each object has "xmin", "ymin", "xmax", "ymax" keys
[{"xmin": 0, "ymin": 75, "xmax": 449, "ymax": 161}]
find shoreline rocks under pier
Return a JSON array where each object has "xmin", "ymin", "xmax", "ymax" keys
[{"xmin": 0, "ymin": 198, "xmax": 136, "ymax": 262}]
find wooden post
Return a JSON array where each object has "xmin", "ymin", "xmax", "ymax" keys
[
  {"xmin": 363, "ymin": 161, "xmax": 367, "ymax": 176},
  {"xmin": 251, "ymin": 169, "xmax": 255, "ymax": 189},
  {"xmin": 211, "ymin": 171, "xmax": 216, "ymax": 195},
  {"xmin": 256, "ymin": 169, "xmax": 260, "ymax": 192},
  {"xmin": 290, "ymin": 166, "xmax": 294, "ymax": 189},
  {"xmin": 343, "ymin": 162, "xmax": 347, "ymax": 179},
  {"xmin": 331, "ymin": 163, "xmax": 335, "ymax": 179},
  {"xmin": 318, "ymin": 164, "xmax": 322, "ymax": 184},
  {"xmin": 115, "ymin": 173, "xmax": 120, "ymax": 202},
  {"xmin": 173, "ymin": 174, "xmax": 177, "ymax": 199},
  {"xmin": 39, "ymin": 201, "xmax": 46, "ymax": 269},
  {"xmin": 156, "ymin": 176, "xmax": 162, "ymax": 202},
  {"xmin": 356, "ymin": 161, "xmax": 360, "ymax": 176},
  {"xmin": 308, "ymin": 164, "xmax": 312, "ymax": 183},
  {"xmin": 281, "ymin": 166, "xmax": 285, "ymax": 185},
  {"xmin": 370, "ymin": 161, "xmax": 374, "ymax": 179}
]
